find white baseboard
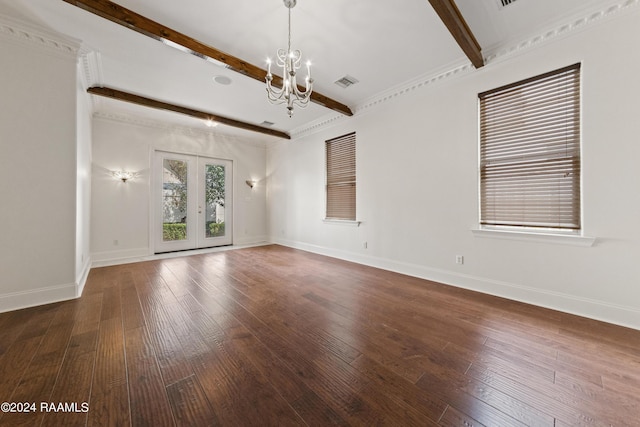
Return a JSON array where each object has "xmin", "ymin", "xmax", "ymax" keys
[
  {"xmin": 75, "ymin": 256, "xmax": 92, "ymax": 298},
  {"xmin": 91, "ymin": 247, "xmax": 151, "ymax": 267},
  {"xmin": 234, "ymin": 235, "xmax": 269, "ymax": 246},
  {"xmin": 0, "ymin": 257, "xmax": 91, "ymax": 313},
  {"xmin": 270, "ymin": 237, "xmax": 640, "ymax": 331},
  {"xmin": 0, "ymin": 282, "xmax": 77, "ymax": 314},
  {"xmin": 91, "ymin": 240, "xmax": 270, "ymax": 268}
]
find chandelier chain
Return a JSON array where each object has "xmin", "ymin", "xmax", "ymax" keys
[{"xmin": 288, "ymin": 7, "xmax": 292, "ymax": 54}]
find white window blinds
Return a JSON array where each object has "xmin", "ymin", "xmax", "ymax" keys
[
  {"xmin": 479, "ymin": 63, "xmax": 581, "ymax": 230},
  {"xmin": 326, "ymin": 132, "xmax": 356, "ymax": 220}
]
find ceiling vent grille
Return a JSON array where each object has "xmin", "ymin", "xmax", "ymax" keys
[
  {"xmin": 334, "ymin": 75, "xmax": 359, "ymax": 89},
  {"xmin": 498, "ymin": 0, "xmax": 518, "ymax": 8}
]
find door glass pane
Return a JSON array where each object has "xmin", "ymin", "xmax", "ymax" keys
[
  {"xmin": 162, "ymin": 159, "xmax": 188, "ymax": 241},
  {"xmin": 205, "ymin": 164, "xmax": 225, "ymax": 238}
]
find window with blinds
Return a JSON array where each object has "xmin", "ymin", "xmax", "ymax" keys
[
  {"xmin": 479, "ymin": 63, "xmax": 581, "ymax": 230},
  {"xmin": 326, "ymin": 132, "xmax": 356, "ymax": 220}
]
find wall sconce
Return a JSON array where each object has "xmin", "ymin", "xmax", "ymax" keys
[
  {"xmin": 245, "ymin": 180, "xmax": 256, "ymax": 189},
  {"xmin": 112, "ymin": 170, "xmax": 137, "ymax": 183}
]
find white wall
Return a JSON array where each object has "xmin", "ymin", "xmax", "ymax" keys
[
  {"xmin": 0, "ymin": 14, "xmax": 81, "ymax": 311},
  {"xmin": 267, "ymin": 8, "xmax": 640, "ymax": 329},
  {"xmin": 91, "ymin": 117, "xmax": 269, "ymax": 264}
]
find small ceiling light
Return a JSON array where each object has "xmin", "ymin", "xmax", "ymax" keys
[
  {"xmin": 205, "ymin": 118, "xmax": 218, "ymax": 127},
  {"xmin": 265, "ymin": 0, "xmax": 313, "ymax": 117},
  {"xmin": 245, "ymin": 180, "xmax": 256, "ymax": 188},
  {"xmin": 213, "ymin": 75, "xmax": 233, "ymax": 85}
]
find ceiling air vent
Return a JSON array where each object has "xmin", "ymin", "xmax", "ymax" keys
[
  {"xmin": 334, "ymin": 75, "xmax": 359, "ymax": 89},
  {"xmin": 497, "ymin": 0, "xmax": 518, "ymax": 8},
  {"xmin": 260, "ymin": 121, "xmax": 275, "ymax": 127}
]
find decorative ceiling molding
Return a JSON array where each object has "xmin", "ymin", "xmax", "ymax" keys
[
  {"xmin": 78, "ymin": 49, "xmax": 104, "ymax": 113},
  {"xmin": 483, "ymin": 0, "xmax": 640, "ymax": 63},
  {"xmin": 289, "ymin": 112, "xmax": 349, "ymax": 140},
  {"xmin": 290, "ymin": 61, "xmax": 474, "ymax": 139},
  {"xmin": 0, "ymin": 13, "xmax": 80, "ymax": 58},
  {"xmin": 289, "ymin": 0, "xmax": 639, "ymax": 139},
  {"xmin": 78, "ymin": 50, "xmax": 104, "ymax": 90},
  {"xmin": 93, "ymin": 111, "xmax": 270, "ymax": 148},
  {"xmin": 356, "ymin": 62, "xmax": 474, "ymax": 114}
]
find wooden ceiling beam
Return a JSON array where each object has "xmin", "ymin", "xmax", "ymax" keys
[
  {"xmin": 427, "ymin": 0, "xmax": 484, "ymax": 68},
  {"xmin": 63, "ymin": 0, "xmax": 354, "ymax": 116},
  {"xmin": 88, "ymin": 86, "xmax": 291, "ymax": 139}
]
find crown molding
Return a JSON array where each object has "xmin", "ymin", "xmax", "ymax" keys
[
  {"xmin": 356, "ymin": 61, "xmax": 474, "ymax": 114},
  {"xmin": 289, "ymin": 0, "xmax": 639, "ymax": 140},
  {"xmin": 289, "ymin": 112, "xmax": 349, "ymax": 140},
  {"xmin": 78, "ymin": 50, "xmax": 103, "ymax": 113},
  {"xmin": 78, "ymin": 50, "xmax": 103, "ymax": 90},
  {"xmin": 289, "ymin": 60, "xmax": 474, "ymax": 140},
  {"xmin": 0, "ymin": 13, "xmax": 80, "ymax": 58},
  {"xmin": 93, "ymin": 111, "xmax": 269, "ymax": 149},
  {"xmin": 483, "ymin": 0, "xmax": 640, "ymax": 64}
]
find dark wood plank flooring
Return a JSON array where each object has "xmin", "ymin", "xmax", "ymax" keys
[{"xmin": 0, "ymin": 244, "xmax": 639, "ymax": 426}]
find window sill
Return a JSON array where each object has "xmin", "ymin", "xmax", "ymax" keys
[
  {"xmin": 471, "ymin": 227, "xmax": 596, "ymax": 247},
  {"xmin": 323, "ymin": 219, "xmax": 361, "ymax": 227}
]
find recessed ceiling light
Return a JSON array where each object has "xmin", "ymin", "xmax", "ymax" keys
[
  {"xmin": 213, "ymin": 75, "xmax": 232, "ymax": 85},
  {"xmin": 204, "ymin": 119, "xmax": 218, "ymax": 127}
]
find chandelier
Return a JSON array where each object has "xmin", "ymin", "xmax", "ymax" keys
[{"xmin": 265, "ymin": 0, "xmax": 313, "ymax": 117}]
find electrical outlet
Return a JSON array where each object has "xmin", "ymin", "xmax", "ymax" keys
[{"xmin": 456, "ymin": 255, "xmax": 464, "ymax": 265}]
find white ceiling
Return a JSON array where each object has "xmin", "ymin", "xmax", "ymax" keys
[{"xmin": 0, "ymin": 0, "xmax": 629, "ymax": 142}]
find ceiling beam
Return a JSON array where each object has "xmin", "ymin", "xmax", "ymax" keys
[
  {"xmin": 427, "ymin": 0, "xmax": 484, "ymax": 68},
  {"xmin": 88, "ymin": 86, "xmax": 291, "ymax": 140},
  {"xmin": 63, "ymin": 0, "xmax": 354, "ymax": 117}
]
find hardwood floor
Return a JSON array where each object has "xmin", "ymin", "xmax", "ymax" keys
[{"xmin": 0, "ymin": 244, "xmax": 639, "ymax": 426}]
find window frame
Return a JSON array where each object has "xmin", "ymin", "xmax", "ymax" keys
[
  {"xmin": 478, "ymin": 63, "xmax": 582, "ymax": 233},
  {"xmin": 325, "ymin": 132, "xmax": 357, "ymax": 222}
]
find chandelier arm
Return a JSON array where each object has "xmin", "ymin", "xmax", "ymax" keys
[
  {"xmin": 292, "ymin": 80, "xmax": 312, "ymax": 98},
  {"xmin": 266, "ymin": 85, "xmax": 287, "ymax": 103},
  {"xmin": 292, "ymin": 94, "xmax": 311, "ymax": 105},
  {"xmin": 292, "ymin": 100, "xmax": 310, "ymax": 109}
]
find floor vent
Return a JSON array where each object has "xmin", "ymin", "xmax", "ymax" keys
[{"xmin": 334, "ymin": 75, "xmax": 359, "ymax": 89}]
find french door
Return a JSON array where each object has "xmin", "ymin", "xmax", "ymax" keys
[{"xmin": 154, "ymin": 151, "xmax": 232, "ymax": 253}]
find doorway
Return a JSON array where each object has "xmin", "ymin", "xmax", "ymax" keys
[{"xmin": 154, "ymin": 151, "xmax": 232, "ymax": 253}]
